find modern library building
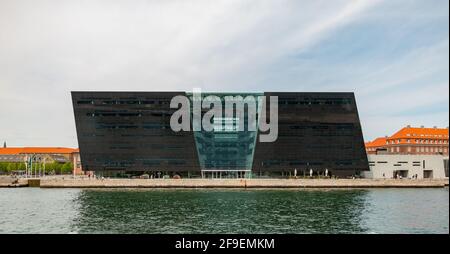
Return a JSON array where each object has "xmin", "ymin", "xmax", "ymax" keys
[{"xmin": 72, "ymin": 92, "xmax": 369, "ymax": 178}]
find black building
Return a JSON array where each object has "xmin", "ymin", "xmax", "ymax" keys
[
  {"xmin": 253, "ymin": 92, "xmax": 368, "ymax": 177},
  {"xmin": 72, "ymin": 91, "xmax": 369, "ymax": 178}
]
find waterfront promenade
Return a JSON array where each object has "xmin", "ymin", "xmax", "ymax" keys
[
  {"xmin": 37, "ymin": 178, "xmax": 449, "ymax": 188},
  {"xmin": 1, "ymin": 176, "xmax": 448, "ymax": 188}
]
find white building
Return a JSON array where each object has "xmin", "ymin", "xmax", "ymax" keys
[{"xmin": 364, "ymin": 155, "xmax": 449, "ymax": 179}]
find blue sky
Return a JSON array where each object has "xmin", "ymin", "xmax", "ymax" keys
[{"xmin": 0, "ymin": 0, "xmax": 448, "ymax": 147}]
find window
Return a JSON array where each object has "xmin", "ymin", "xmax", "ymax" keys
[{"xmin": 77, "ymin": 100, "xmax": 93, "ymax": 104}]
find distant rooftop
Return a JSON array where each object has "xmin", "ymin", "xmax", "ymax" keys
[
  {"xmin": 389, "ymin": 126, "xmax": 449, "ymax": 140},
  {"xmin": 366, "ymin": 126, "xmax": 449, "ymax": 148},
  {"xmin": 0, "ymin": 147, "xmax": 78, "ymax": 155},
  {"xmin": 365, "ymin": 137, "xmax": 388, "ymax": 148}
]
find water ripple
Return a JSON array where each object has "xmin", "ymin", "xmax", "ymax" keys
[{"xmin": 0, "ymin": 188, "xmax": 448, "ymax": 234}]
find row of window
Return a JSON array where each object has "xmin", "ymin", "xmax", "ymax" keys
[
  {"xmin": 78, "ymin": 97, "xmax": 354, "ymax": 106},
  {"xmin": 366, "ymin": 144, "xmax": 447, "ymax": 152},
  {"xmin": 288, "ymin": 124, "xmax": 355, "ymax": 130},
  {"xmin": 368, "ymin": 161, "xmax": 422, "ymax": 164},
  {"xmin": 93, "ymin": 158, "xmax": 188, "ymax": 167},
  {"xmin": 278, "ymin": 100, "xmax": 353, "ymax": 105},
  {"xmin": 387, "ymin": 139, "xmax": 448, "ymax": 144},
  {"xmin": 381, "ymin": 147, "xmax": 449, "ymax": 153},
  {"xmin": 77, "ymin": 99, "xmax": 171, "ymax": 105},
  {"xmin": 86, "ymin": 112, "xmax": 172, "ymax": 117},
  {"xmin": 369, "ymin": 161, "xmax": 424, "ymax": 168},
  {"xmin": 260, "ymin": 160, "xmax": 355, "ymax": 166},
  {"xmin": 406, "ymin": 133, "xmax": 448, "ymax": 138},
  {"xmin": 95, "ymin": 123, "xmax": 172, "ymax": 130}
]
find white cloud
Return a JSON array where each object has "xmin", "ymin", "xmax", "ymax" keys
[{"xmin": 0, "ymin": 0, "xmax": 447, "ymax": 146}]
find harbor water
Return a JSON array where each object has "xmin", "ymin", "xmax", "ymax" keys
[{"xmin": 0, "ymin": 188, "xmax": 448, "ymax": 234}]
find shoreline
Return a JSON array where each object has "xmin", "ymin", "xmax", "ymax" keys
[
  {"xmin": 34, "ymin": 178, "xmax": 450, "ymax": 189},
  {"xmin": 1, "ymin": 177, "xmax": 448, "ymax": 189}
]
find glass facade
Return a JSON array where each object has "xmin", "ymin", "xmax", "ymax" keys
[
  {"xmin": 72, "ymin": 91, "xmax": 369, "ymax": 177},
  {"xmin": 187, "ymin": 93, "xmax": 262, "ymax": 174}
]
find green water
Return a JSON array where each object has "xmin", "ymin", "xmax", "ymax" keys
[{"xmin": 0, "ymin": 188, "xmax": 448, "ymax": 234}]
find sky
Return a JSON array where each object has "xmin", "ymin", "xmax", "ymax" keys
[{"xmin": 0, "ymin": 0, "xmax": 448, "ymax": 148}]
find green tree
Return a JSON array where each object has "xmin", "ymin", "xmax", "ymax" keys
[
  {"xmin": 61, "ymin": 162, "xmax": 73, "ymax": 174},
  {"xmin": 0, "ymin": 162, "xmax": 8, "ymax": 173},
  {"xmin": 45, "ymin": 162, "xmax": 60, "ymax": 174},
  {"xmin": 18, "ymin": 163, "xmax": 26, "ymax": 171},
  {"xmin": 7, "ymin": 163, "xmax": 17, "ymax": 172},
  {"xmin": 46, "ymin": 162, "xmax": 54, "ymax": 171}
]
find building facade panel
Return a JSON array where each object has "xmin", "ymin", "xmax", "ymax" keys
[
  {"xmin": 73, "ymin": 92, "xmax": 369, "ymax": 177},
  {"xmin": 365, "ymin": 126, "xmax": 449, "ymax": 156},
  {"xmin": 364, "ymin": 154, "xmax": 449, "ymax": 179},
  {"xmin": 72, "ymin": 92, "xmax": 200, "ymax": 173},
  {"xmin": 252, "ymin": 92, "xmax": 369, "ymax": 176}
]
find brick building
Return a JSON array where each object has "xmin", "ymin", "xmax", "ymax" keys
[
  {"xmin": 0, "ymin": 147, "xmax": 82, "ymax": 175},
  {"xmin": 366, "ymin": 126, "xmax": 449, "ymax": 155}
]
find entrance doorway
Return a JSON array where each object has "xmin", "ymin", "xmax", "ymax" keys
[
  {"xmin": 423, "ymin": 170, "xmax": 433, "ymax": 179},
  {"xmin": 201, "ymin": 170, "xmax": 251, "ymax": 179},
  {"xmin": 394, "ymin": 170, "xmax": 408, "ymax": 179}
]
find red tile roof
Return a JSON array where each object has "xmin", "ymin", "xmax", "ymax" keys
[
  {"xmin": 389, "ymin": 126, "xmax": 449, "ymax": 140},
  {"xmin": 0, "ymin": 148, "xmax": 23, "ymax": 155},
  {"xmin": 366, "ymin": 126, "xmax": 449, "ymax": 148},
  {"xmin": 0, "ymin": 147, "xmax": 78, "ymax": 155},
  {"xmin": 365, "ymin": 137, "xmax": 387, "ymax": 148}
]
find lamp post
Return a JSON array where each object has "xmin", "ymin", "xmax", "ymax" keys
[
  {"xmin": 37, "ymin": 157, "xmax": 40, "ymax": 178},
  {"xmin": 43, "ymin": 157, "xmax": 46, "ymax": 177}
]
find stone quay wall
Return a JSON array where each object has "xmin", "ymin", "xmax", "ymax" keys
[{"xmin": 38, "ymin": 178, "xmax": 449, "ymax": 188}]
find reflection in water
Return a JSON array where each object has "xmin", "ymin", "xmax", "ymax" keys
[
  {"xmin": 0, "ymin": 188, "xmax": 81, "ymax": 234},
  {"xmin": 361, "ymin": 188, "xmax": 449, "ymax": 234},
  {"xmin": 0, "ymin": 188, "xmax": 447, "ymax": 234},
  {"xmin": 72, "ymin": 189, "xmax": 369, "ymax": 234}
]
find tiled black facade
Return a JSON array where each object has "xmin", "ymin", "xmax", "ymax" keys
[
  {"xmin": 72, "ymin": 92, "xmax": 200, "ymax": 173},
  {"xmin": 252, "ymin": 92, "xmax": 369, "ymax": 176},
  {"xmin": 72, "ymin": 91, "xmax": 369, "ymax": 176}
]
